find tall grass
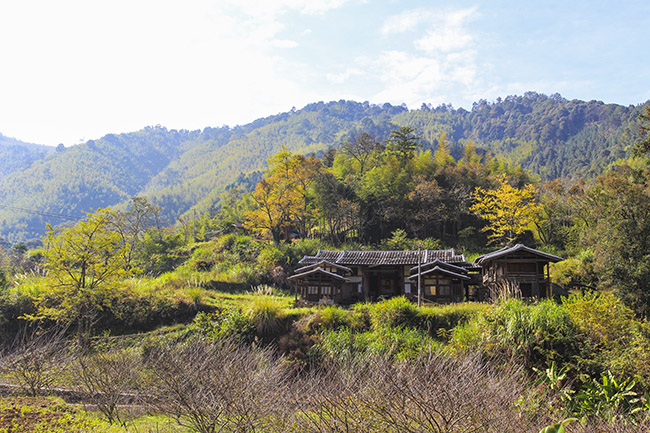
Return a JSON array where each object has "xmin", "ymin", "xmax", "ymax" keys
[
  {"xmin": 449, "ymin": 298, "xmax": 579, "ymax": 369},
  {"xmin": 245, "ymin": 296, "xmax": 287, "ymax": 338}
]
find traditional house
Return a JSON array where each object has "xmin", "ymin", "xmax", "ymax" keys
[
  {"xmin": 474, "ymin": 244, "xmax": 563, "ymax": 298},
  {"xmin": 290, "ymin": 249, "xmax": 477, "ymax": 304},
  {"xmin": 290, "ymin": 244, "xmax": 562, "ymax": 304}
]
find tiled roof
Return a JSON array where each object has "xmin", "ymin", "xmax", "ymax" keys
[
  {"xmin": 299, "ymin": 249, "xmax": 466, "ymax": 266},
  {"xmin": 474, "ymin": 244, "xmax": 563, "ymax": 265},
  {"xmin": 294, "ymin": 260, "xmax": 353, "ymax": 274},
  {"xmin": 287, "ymin": 267, "xmax": 349, "ymax": 282},
  {"xmin": 409, "ymin": 259, "xmax": 467, "ymax": 274},
  {"xmin": 408, "ymin": 266, "xmax": 471, "ymax": 281}
]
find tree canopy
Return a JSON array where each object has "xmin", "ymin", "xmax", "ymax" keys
[{"xmin": 29, "ymin": 209, "xmax": 133, "ymax": 343}]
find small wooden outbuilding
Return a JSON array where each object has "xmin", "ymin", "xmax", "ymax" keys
[{"xmin": 474, "ymin": 244, "xmax": 563, "ymax": 299}]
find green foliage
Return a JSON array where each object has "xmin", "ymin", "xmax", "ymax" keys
[
  {"xmin": 550, "ymin": 250, "xmax": 597, "ymax": 290},
  {"xmin": 312, "ymin": 306, "xmax": 350, "ymax": 331},
  {"xmin": 244, "ymin": 296, "xmax": 287, "ymax": 339},
  {"xmin": 189, "ymin": 309, "xmax": 255, "ymax": 343},
  {"xmin": 367, "ymin": 296, "xmax": 419, "ymax": 329},
  {"xmin": 539, "ymin": 418, "xmax": 578, "ymax": 433},
  {"xmin": 0, "ymin": 396, "xmax": 112, "ymax": 433},
  {"xmin": 571, "ymin": 371, "xmax": 643, "ymax": 420},
  {"xmin": 449, "ymin": 299, "xmax": 580, "ymax": 369},
  {"xmin": 315, "ymin": 325, "xmax": 439, "ymax": 362},
  {"xmin": 563, "ymin": 292, "xmax": 650, "ymax": 385},
  {"xmin": 418, "ymin": 302, "xmax": 491, "ymax": 337},
  {"xmin": 2, "ymin": 96, "xmax": 643, "ymax": 243},
  {"xmin": 28, "ymin": 209, "xmax": 133, "ymax": 343},
  {"xmin": 578, "ymin": 165, "xmax": 650, "ymax": 317}
]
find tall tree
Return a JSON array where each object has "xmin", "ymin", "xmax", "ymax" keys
[
  {"xmin": 470, "ymin": 174, "xmax": 541, "ymax": 246},
  {"xmin": 385, "ymin": 126, "xmax": 422, "ymax": 166},
  {"xmin": 29, "ymin": 209, "xmax": 132, "ymax": 344},
  {"xmin": 433, "ymin": 132, "xmax": 455, "ymax": 168},
  {"xmin": 342, "ymin": 132, "xmax": 382, "ymax": 179},
  {"xmin": 108, "ymin": 197, "xmax": 162, "ymax": 270},
  {"xmin": 582, "ymin": 165, "xmax": 650, "ymax": 317},
  {"xmin": 244, "ymin": 149, "xmax": 320, "ymax": 243},
  {"xmin": 633, "ymin": 105, "xmax": 650, "ymax": 157}
]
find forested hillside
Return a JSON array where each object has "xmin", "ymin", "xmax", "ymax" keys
[
  {"xmin": 0, "ymin": 133, "xmax": 53, "ymax": 180},
  {"xmin": 0, "ymin": 93, "xmax": 646, "ymax": 242}
]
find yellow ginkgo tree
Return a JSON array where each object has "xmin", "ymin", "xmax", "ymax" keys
[
  {"xmin": 244, "ymin": 148, "xmax": 320, "ymax": 243},
  {"xmin": 470, "ymin": 174, "xmax": 541, "ymax": 246}
]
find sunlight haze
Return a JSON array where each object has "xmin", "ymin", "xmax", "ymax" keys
[{"xmin": 0, "ymin": 0, "xmax": 648, "ymax": 146}]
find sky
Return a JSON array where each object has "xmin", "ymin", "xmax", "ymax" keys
[{"xmin": 0, "ymin": 0, "xmax": 649, "ymax": 146}]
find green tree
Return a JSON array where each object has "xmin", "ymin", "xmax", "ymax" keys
[
  {"xmin": 433, "ymin": 132, "xmax": 455, "ymax": 168},
  {"xmin": 108, "ymin": 196, "xmax": 162, "ymax": 271},
  {"xmin": 470, "ymin": 174, "xmax": 541, "ymax": 246},
  {"xmin": 633, "ymin": 105, "xmax": 650, "ymax": 157},
  {"xmin": 342, "ymin": 132, "xmax": 382, "ymax": 179},
  {"xmin": 30, "ymin": 209, "xmax": 132, "ymax": 344},
  {"xmin": 385, "ymin": 126, "xmax": 421, "ymax": 166},
  {"xmin": 582, "ymin": 166, "xmax": 650, "ymax": 317}
]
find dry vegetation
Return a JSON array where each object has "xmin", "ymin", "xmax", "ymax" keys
[{"xmin": 0, "ymin": 318, "xmax": 649, "ymax": 433}]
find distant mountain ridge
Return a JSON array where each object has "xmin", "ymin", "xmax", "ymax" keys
[
  {"xmin": 0, "ymin": 133, "xmax": 54, "ymax": 180},
  {"xmin": 0, "ymin": 93, "xmax": 647, "ymax": 242}
]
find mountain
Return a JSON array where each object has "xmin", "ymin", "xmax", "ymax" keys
[
  {"xmin": 0, "ymin": 93, "xmax": 646, "ymax": 242},
  {"xmin": 0, "ymin": 133, "xmax": 53, "ymax": 180}
]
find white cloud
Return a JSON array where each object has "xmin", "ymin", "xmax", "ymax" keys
[
  {"xmin": 327, "ymin": 68, "xmax": 365, "ymax": 84},
  {"xmin": 368, "ymin": 7, "xmax": 481, "ymax": 109},
  {"xmin": 0, "ymin": 0, "xmax": 357, "ymax": 145},
  {"xmin": 271, "ymin": 39, "xmax": 300, "ymax": 48},
  {"xmin": 381, "ymin": 9, "xmax": 428, "ymax": 34},
  {"xmin": 222, "ymin": 0, "xmax": 355, "ymax": 17}
]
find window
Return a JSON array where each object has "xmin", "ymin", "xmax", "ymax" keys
[
  {"xmin": 507, "ymin": 263, "xmax": 536, "ymax": 273},
  {"xmin": 308, "ymin": 286, "xmax": 318, "ymax": 295},
  {"xmin": 321, "ymin": 286, "xmax": 332, "ymax": 295}
]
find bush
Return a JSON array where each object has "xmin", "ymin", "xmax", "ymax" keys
[
  {"xmin": 189, "ymin": 309, "xmax": 255, "ymax": 343},
  {"xmin": 300, "ymin": 306, "xmax": 350, "ymax": 334},
  {"xmin": 368, "ymin": 297, "xmax": 419, "ymax": 329},
  {"xmin": 244, "ymin": 296, "xmax": 287, "ymax": 339},
  {"xmin": 316, "ymin": 325, "xmax": 440, "ymax": 362},
  {"xmin": 418, "ymin": 302, "xmax": 491, "ymax": 338},
  {"xmin": 449, "ymin": 299, "xmax": 581, "ymax": 370},
  {"xmin": 564, "ymin": 292, "xmax": 650, "ymax": 387}
]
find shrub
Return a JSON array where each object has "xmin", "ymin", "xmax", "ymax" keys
[
  {"xmin": 2, "ymin": 329, "xmax": 67, "ymax": 396},
  {"xmin": 570, "ymin": 370, "xmax": 645, "ymax": 421},
  {"xmin": 368, "ymin": 296, "xmax": 419, "ymax": 329},
  {"xmin": 316, "ymin": 325, "xmax": 440, "ymax": 362},
  {"xmin": 189, "ymin": 309, "xmax": 255, "ymax": 343},
  {"xmin": 295, "ymin": 351, "xmax": 546, "ymax": 433},
  {"xmin": 146, "ymin": 339, "xmax": 290, "ymax": 433},
  {"xmin": 244, "ymin": 296, "xmax": 286, "ymax": 339},
  {"xmin": 75, "ymin": 347, "xmax": 142, "ymax": 426},
  {"xmin": 418, "ymin": 302, "xmax": 491, "ymax": 338},
  {"xmin": 564, "ymin": 292, "xmax": 650, "ymax": 386},
  {"xmin": 449, "ymin": 299, "xmax": 580, "ymax": 370}
]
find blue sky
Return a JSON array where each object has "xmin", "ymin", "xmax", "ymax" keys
[{"xmin": 0, "ymin": 0, "xmax": 648, "ymax": 146}]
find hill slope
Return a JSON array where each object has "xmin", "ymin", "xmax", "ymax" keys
[
  {"xmin": 0, "ymin": 133, "xmax": 53, "ymax": 180},
  {"xmin": 0, "ymin": 93, "xmax": 646, "ymax": 242}
]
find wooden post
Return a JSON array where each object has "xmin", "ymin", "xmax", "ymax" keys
[
  {"xmin": 417, "ymin": 248, "xmax": 422, "ymax": 308},
  {"xmin": 546, "ymin": 262, "xmax": 553, "ymax": 298}
]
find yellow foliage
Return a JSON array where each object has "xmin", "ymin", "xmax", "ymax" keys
[
  {"xmin": 244, "ymin": 148, "xmax": 320, "ymax": 242},
  {"xmin": 470, "ymin": 174, "xmax": 541, "ymax": 245}
]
